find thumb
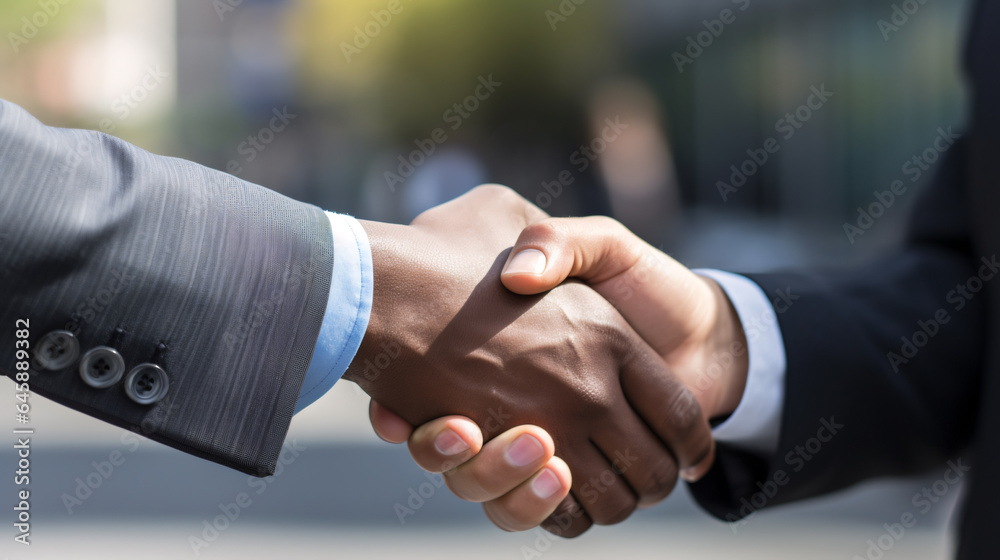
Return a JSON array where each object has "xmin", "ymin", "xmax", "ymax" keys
[
  {"xmin": 500, "ymin": 216, "xmax": 714, "ymax": 359},
  {"xmin": 369, "ymin": 399, "xmax": 415, "ymax": 444},
  {"xmin": 500, "ymin": 217, "xmax": 644, "ymax": 295}
]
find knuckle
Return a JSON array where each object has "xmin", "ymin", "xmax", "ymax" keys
[
  {"xmin": 473, "ymin": 184, "xmax": 547, "ymax": 225},
  {"xmin": 474, "ymin": 183, "xmax": 519, "ymax": 202},
  {"xmin": 637, "ymin": 460, "xmax": 679, "ymax": 501},
  {"xmin": 590, "ymin": 215, "xmax": 635, "ymax": 253},
  {"xmin": 590, "ymin": 214, "xmax": 626, "ymax": 234},
  {"xmin": 463, "ymin": 462, "xmax": 508, "ymax": 502},
  {"xmin": 523, "ymin": 217, "xmax": 564, "ymax": 243},
  {"xmin": 665, "ymin": 388, "xmax": 704, "ymax": 440},
  {"xmin": 482, "ymin": 502, "xmax": 521, "ymax": 533},
  {"xmin": 586, "ymin": 216, "xmax": 645, "ymax": 270},
  {"xmin": 541, "ymin": 499, "xmax": 590, "ymax": 538},
  {"xmin": 443, "ymin": 469, "xmax": 488, "ymax": 503},
  {"xmin": 590, "ymin": 493, "xmax": 636, "ymax": 526},
  {"xmin": 576, "ymin": 389, "xmax": 617, "ymax": 421},
  {"xmin": 543, "ymin": 521, "xmax": 590, "ymax": 539},
  {"xmin": 617, "ymin": 339, "xmax": 649, "ymax": 366}
]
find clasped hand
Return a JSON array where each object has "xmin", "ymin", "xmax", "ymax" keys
[{"xmin": 351, "ymin": 185, "xmax": 747, "ymax": 536}]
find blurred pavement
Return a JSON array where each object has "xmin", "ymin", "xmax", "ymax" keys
[{"xmin": 0, "ymin": 379, "xmax": 961, "ymax": 559}]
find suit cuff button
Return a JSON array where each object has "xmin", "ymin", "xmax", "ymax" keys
[
  {"xmin": 35, "ymin": 330, "xmax": 80, "ymax": 371},
  {"xmin": 124, "ymin": 363, "xmax": 170, "ymax": 405},
  {"xmin": 79, "ymin": 347, "xmax": 126, "ymax": 389}
]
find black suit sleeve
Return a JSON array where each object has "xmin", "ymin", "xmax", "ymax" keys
[
  {"xmin": 0, "ymin": 99, "xmax": 334, "ymax": 476},
  {"xmin": 689, "ymin": 136, "xmax": 987, "ymax": 520}
]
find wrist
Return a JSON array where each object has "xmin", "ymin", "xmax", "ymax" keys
[
  {"xmin": 696, "ymin": 276, "xmax": 749, "ymax": 420},
  {"xmin": 344, "ymin": 220, "xmax": 411, "ymax": 389}
]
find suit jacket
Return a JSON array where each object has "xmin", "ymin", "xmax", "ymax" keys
[
  {"xmin": 0, "ymin": 100, "xmax": 334, "ymax": 477},
  {"xmin": 690, "ymin": 2, "xmax": 999, "ymax": 557}
]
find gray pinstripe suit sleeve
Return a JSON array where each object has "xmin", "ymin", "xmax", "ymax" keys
[{"xmin": 0, "ymin": 99, "xmax": 334, "ymax": 476}]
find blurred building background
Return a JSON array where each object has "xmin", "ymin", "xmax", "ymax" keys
[{"xmin": 0, "ymin": 0, "xmax": 971, "ymax": 558}]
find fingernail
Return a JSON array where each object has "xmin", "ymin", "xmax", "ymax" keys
[
  {"xmin": 434, "ymin": 429, "xmax": 470, "ymax": 456},
  {"xmin": 504, "ymin": 249, "xmax": 547, "ymax": 275},
  {"xmin": 531, "ymin": 468, "xmax": 562, "ymax": 500},
  {"xmin": 681, "ymin": 443, "xmax": 715, "ymax": 482},
  {"xmin": 504, "ymin": 434, "xmax": 545, "ymax": 467},
  {"xmin": 679, "ymin": 466, "xmax": 702, "ymax": 483}
]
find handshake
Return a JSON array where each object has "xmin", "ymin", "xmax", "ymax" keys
[{"xmin": 348, "ymin": 185, "xmax": 751, "ymax": 537}]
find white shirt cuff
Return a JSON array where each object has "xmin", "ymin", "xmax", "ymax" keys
[
  {"xmin": 294, "ymin": 212, "xmax": 374, "ymax": 413},
  {"xmin": 693, "ymin": 269, "xmax": 787, "ymax": 456}
]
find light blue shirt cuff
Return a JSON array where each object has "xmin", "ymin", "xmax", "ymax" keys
[
  {"xmin": 694, "ymin": 269, "xmax": 787, "ymax": 456},
  {"xmin": 294, "ymin": 212, "xmax": 373, "ymax": 413}
]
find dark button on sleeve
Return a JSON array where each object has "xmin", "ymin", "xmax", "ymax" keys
[
  {"xmin": 79, "ymin": 347, "xmax": 126, "ymax": 388},
  {"xmin": 124, "ymin": 364, "xmax": 170, "ymax": 405},
  {"xmin": 35, "ymin": 330, "xmax": 80, "ymax": 371}
]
